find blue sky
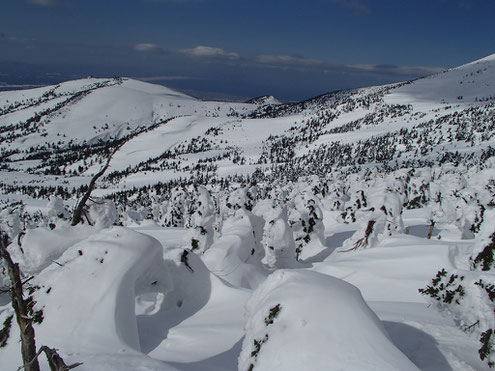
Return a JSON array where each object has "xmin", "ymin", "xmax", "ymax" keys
[{"xmin": 1, "ymin": 0, "xmax": 494, "ymax": 101}]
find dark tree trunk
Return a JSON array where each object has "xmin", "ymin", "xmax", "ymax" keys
[
  {"xmin": 0, "ymin": 234, "xmax": 40, "ymax": 371},
  {"xmin": 427, "ymin": 219, "xmax": 435, "ymax": 239}
]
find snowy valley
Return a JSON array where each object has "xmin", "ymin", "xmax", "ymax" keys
[{"xmin": 1, "ymin": 54, "xmax": 495, "ymax": 370}]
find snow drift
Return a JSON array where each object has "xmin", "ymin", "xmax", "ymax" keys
[{"xmin": 239, "ymin": 269, "xmax": 419, "ymax": 371}]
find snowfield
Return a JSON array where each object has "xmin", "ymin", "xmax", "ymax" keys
[{"xmin": 1, "ymin": 54, "xmax": 495, "ymax": 370}]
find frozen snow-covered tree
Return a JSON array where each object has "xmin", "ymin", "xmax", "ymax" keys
[
  {"xmin": 163, "ymin": 187, "xmax": 187, "ymax": 227},
  {"xmin": 319, "ymin": 178, "xmax": 346, "ymax": 211},
  {"xmin": 0, "ymin": 204, "xmax": 24, "ymax": 241},
  {"xmin": 224, "ymin": 187, "xmax": 250, "ymax": 214},
  {"xmin": 253, "ymin": 199, "xmax": 296, "ymax": 269},
  {"xmin": 87, "ymin": 199, "xmax": 118, "ymax": 229},
  {"xmin": 123, "ymin": 206, "xmax": 150, "ymax": 226},
  {"xmin": 288, "ymin": 192, "xmax": 325, "ymax": 261},
  {"xmin": 428, "ymin": 169, "xmax": 492, "ymax": 239},
  {"xmin": 202, "ymin": 208, "xmax": 267, "ymax": 289},
  {"xmin": 420, "ymin": 209, "xmax": 495, "ymax": 368},
  {"xmin": 339, "ymin": 188, "xmax": 367, "ymax": 224},
  {"xmin": 46, "ymin": 196, "xmax": 70, "ymax": 221},
  {"xmin": 404, "ymin": 168, "xmax": 431, "ymax": 209},
  {"xmin": 340, "ymin": 183, "xmax": 404, "ymax": 251},
  {"xmin": 185, "ymin": 186, "xmax": 216, "ymax": 253}
]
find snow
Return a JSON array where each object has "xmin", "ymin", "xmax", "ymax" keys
[
  {"xmin": 7, "ymin": 222, "xmax": 94, "ymax": 274},
  {"xmin": 385, "ymin": 53, "xmax": 495, "ymax": 106},
  {"xmin": 135, "ymin": 240, "xmax": 250, "ymax": 365},
  {"xmin": 0, "ymin": 217, "xmax": 489, "ymax": 370},
  {"xmin": 203, "ymin": 209, "xmax": 268, "ymax": 290},
  {"xmin": 1, "ymin": 54, "xmax": 495, "ymax": 371},
  {"xmin": 239, "ymin": 269, "xmax": 419, "ymax": 371},
  {"xmin": 1, "ymin": 227, "xmax": 181, "ymax": 370}
]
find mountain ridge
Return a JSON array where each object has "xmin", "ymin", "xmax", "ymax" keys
[
  {"xmin": 0, "ymin": 54, "xmax": 494, "ymax": 203},
  {"xmin": 0, "ymin": 54, "xmax": 494, "ymax": 371}
]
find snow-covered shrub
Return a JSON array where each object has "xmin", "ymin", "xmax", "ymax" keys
[
  {"xmin": 0, "ymin": 205, "xmax": 23, "ymax": 241},
  {"xmin": 252, "ymin": 199, "xmax": 296, "ymax": 269},
  {"xmin": 427, "ymin": 166, "xmax": 494, "ymax": 239},
  {"xmin": 404, "ymin": 168, "xmax": 431, "ymax": 209},
  {"xmin": 123, "ymin": 207, "xmax": 146, "ymax": 226},
  {"xmin": 162, "ymin": 187, "xmax": 188, "ymax": 227},
  {"xmin": 319, "ymin": 178, "xmax": 346, "ymax": 211},
  {"xmin": 185, "ymin": 186, "xmax": 216, "ymax": 253},
  {"xmin": 339, "ymin": 188, "xmax": 367, "ymax": 223},
  {"xmin": 288, "ymin": 192, "xmax": 325, "ymax": 261},
  {"xmin": 88, "ymin": 199, "xmax": 118, "ymax": 229},
  {"xmin": 420, "ymin": 210, "xmax": 495, "ymax": 368},
  {"xmin": 224, "ymin": 187, "xmax": 251, "ymax": 214},
  {"xmin": 340, "ymin": 182, "xmax": 404, "ymax": 251},
  {"xmin": 46, "ymin": 196, "xmax": 70, "ymax": 221}
]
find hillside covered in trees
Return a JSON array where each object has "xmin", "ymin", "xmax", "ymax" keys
[{"xmin": 1, "ymin": 54, "xmax": 495, "ymax": 370}]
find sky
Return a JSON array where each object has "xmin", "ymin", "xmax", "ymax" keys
[{"xmin": 1, "ymin": 0, "xmax": 494, "ymax": 101}]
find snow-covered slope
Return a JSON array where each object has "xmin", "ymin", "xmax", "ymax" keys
[
  {"xmin": 1, "ymin": 54, "xmax": 495, "ymax": 371},
  {"xmin": 0, "ymin": 55, "xmax": 494, "ymax": 193},
  {"xmin": 386, "ymin": 53, "xmax": 495, "ymax": 105}
]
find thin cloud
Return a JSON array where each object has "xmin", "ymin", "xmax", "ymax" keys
[
  {"xmin": 0, "ymin": 83, "xmax": 45, "ymax": 89},
  {"xmin": 132, "ymin": 41, "xmax": 443, "ymax": 80},
  {"xmin": 179, "ymin": 46, "xmax": 240, "ymax": 60},
  {"xmin": 134, "ymin": 43, "xmax": 169, "ymax": 54},
  {"xmin": 254, "ymin": 55, "xmax": 325, "ymax": 68},
  {"xmin": 252, "ymin": 52, "xmax": 444, "ymax": 78},
  {"xmin": 0, "ymin": 33, "xmax": 36, "ymax": 47},
  {"xmin": 26, "ymin": 0, "xmax": 58, "ymax": 6},
  {"xmin": 351, "ymin": 64, "xmax": 445, "ymax": 76}
]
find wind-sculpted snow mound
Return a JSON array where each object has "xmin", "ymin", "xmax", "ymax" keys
[
  {"xmin": 5, "ymin": 223, "xmax": 93, "ymax": 275},
  {"xmin": 239, "ymin": 270, "xmax": 419, "ymax": 371},
  {"xmin": 134, "ymin": 240, "xmax": 250, "ymax": 363},
  {"xmin": 203, "ymin": 209, "xmax": 268, "ymax": 289},
  {"xmin": 0, "ymin": 227, "xmax": 179, "ymax": 371}
]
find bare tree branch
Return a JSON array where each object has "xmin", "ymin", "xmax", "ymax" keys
[
  {"xmin": 17, "ymin": 346, "xmax": 82, "ymax": 371},
  {"xmin": 339, "ymin": 220, "xmax": 376, "ymax": 252},
  {"xmin": 71, "ymin": 140, "xmax": 126, "ymax": 226}
]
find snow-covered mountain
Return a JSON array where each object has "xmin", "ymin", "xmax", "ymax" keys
[
  {"xmin": 1, "ymin": 54, "xmax": 494, "ymax": 195},
  {"xmin": 1, "ymin": 54, "xmax": 495, "ymax": 370}
]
